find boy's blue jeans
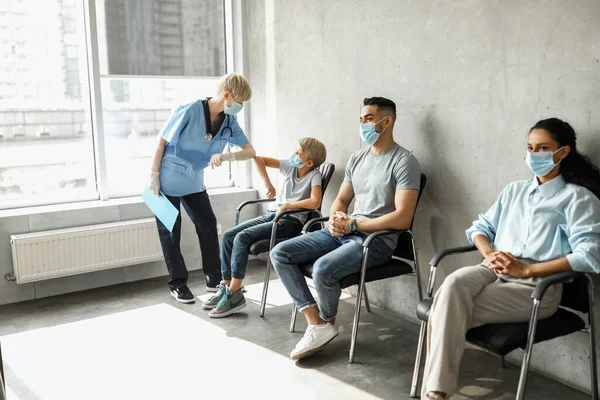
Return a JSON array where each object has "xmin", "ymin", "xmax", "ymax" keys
[
  {"xmin": 270, "ymin": 228, "xmax": 394, "ymax": 321},
  {"xmin": 221, "ymin": 211, "xmax": 303, "ymax": 281}
]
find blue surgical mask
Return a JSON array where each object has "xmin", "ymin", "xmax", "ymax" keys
[
  {"xmin": 525, "ymin": 147, "xmax": 564, "ymax": 177},
  {"xmin": 290, "ymin": 154, "xmax": 305, "ymax": 168},
  {"xmin": 359, "ymin": 118, "xmax": 387, "ymax": 145},
  {"xmin": 224, "ymin": 100, "xmax": 243, "ymax": 115}
]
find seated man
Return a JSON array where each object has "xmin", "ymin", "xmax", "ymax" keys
[{"xmin": 270, "ymin": 97, "xmax": 421, "ymax": 360}]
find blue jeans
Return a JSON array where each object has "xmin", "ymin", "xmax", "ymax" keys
[
  {"xmin": 270, "ymin": 228, "xmax": 394, "ymax": 321},
  {"xmin": 221, "ymin": 212, "xmax": 303, "ymax": 280}
]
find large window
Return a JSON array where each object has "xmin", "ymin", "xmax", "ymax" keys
[
  {"xmin": 0, "ymin": 0, "xmax": 237, "ymax": 209},
  {"xmin": 0, "ymin": 0, "xmax": 96, "ymax": 209}
]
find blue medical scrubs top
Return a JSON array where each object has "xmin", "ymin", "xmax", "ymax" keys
[{"xmin": 159, "ymin": 99, "xmax": 249, "ymax": 196}]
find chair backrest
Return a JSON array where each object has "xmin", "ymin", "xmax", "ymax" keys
[
  {"xmin": 318, "ymin": 162, "xmax": 335, "ymax": 211},
  {"xmin": 304, "ymin": 163, "xmax": 336, "ymax": 232},
  {"xmin": 393, "ymin": 173, "xmax": 427, "ymax": 261},
  {"xmin": 560, "ymin": 274, "xmax": 590, "ymax": 314}
]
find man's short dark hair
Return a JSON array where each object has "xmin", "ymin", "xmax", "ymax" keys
[{"xmin": 363, "ymin": 97, "xmax": 396, "ymax": 125}]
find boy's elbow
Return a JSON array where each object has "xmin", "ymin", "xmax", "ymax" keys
[{"xmin": 311, "ymin": 197, "xmax": 322, "ymax": 209}]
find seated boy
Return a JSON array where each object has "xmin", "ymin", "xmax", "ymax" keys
[{"xmin": 203, "ymin": 137, "xmax": 327, "ymax": 317}]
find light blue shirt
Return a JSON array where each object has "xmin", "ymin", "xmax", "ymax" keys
[
  {"xmin": 159, "ymin": 100, "xmax": 249, "ymax": 196},
  {"xmin": 466, "ymin": 175, "xmax": 600, "ymax": 274}
]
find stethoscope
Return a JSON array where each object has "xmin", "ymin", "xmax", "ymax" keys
[{"xmin": 204, "ymin": 100, "xmax": 233, "ymax": 153}]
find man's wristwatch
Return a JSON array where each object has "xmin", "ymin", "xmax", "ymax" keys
[{"xmin": 348, "ymin": 218, "xmax": 358, "ymax": 233}]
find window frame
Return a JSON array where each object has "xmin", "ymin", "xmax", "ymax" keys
[{"xmin": 85, "ymin": 0, "xmax": 239, "ymax": 202}]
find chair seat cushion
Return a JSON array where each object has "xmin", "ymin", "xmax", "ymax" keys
[
  {"xmin": 249, "ymin": 238, "xmax": 291, "ymax": 255},
  {"xmin": 466, "ymin": 308, "xmax": 585, "ymax": 355},
  {"xmin": 415, "ymin": 299, "xmax": 586, "ymax": 356},
  {"xmin": 300, "ymin": 257, "xmax": 413, "ymax": 289}
]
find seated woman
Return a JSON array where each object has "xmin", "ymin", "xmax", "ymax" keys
[{"xmin": 422, "ymin": 118, "xmax": 600, "ymax": 400}]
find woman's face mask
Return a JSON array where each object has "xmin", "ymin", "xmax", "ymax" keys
[
  {"xmin": 224, "ymin": 96, "xmax": 243, "ymax": 115},
  {"xmin": 359, "ymin": 117, "xmax": 387, "ymax": 145},
  {"xmin": 525, "ymin": 147, "xmax": 565, "ymax": 177}
]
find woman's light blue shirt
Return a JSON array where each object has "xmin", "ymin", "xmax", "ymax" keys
[
  {"xmin": 466, "ymin": 175, "xmax": 600, "ymax": 273},
  {"xmin": 158, "ymin": 100, "xmax": 249, "ymax": 196}
]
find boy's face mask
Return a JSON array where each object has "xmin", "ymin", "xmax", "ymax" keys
[{"xmin": 290, "ymin": 153, "xmax": 305, "ymax": 168}]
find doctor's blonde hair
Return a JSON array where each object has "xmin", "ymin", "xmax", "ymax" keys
[
  {"xmin": 217, "ymin": 73, "xmax": 252, "ymax": 102},
  {"xmin": 299, "ymin": 137, "xmax": 327, "ymax": 169}
]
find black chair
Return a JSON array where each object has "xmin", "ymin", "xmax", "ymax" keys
[
  {"xmin": 289, "ymin": 173, "xmax": 427, "ymax": 363},
  {"xmin": 410, "ymin": 245, "xmax": 599, "ymax": 400},
  {"xmin": 235, "ymin": 163, "xmax": 336, "ymax": 316}
]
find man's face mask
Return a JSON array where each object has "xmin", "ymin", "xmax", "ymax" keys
[{"xmin": 360, "ymin": 117, "xmax": 387, "ymax": 145}]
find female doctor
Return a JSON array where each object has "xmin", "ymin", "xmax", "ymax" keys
[{"xmin": 147, "ymin": 73, "xmax": 256, "ymax": 304}]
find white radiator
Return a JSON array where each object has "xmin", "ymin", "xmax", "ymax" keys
[{"xmin": 10, "ymin": 218, "xmax": 164, "ymax": 284}]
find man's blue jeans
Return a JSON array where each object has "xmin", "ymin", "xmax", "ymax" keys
[
  {"xmin": 221, "ymin": 212, "xmax": 303, "ymax": 281},
  {"xmin": 270, "ymin": 228, "xmax": 394, "ymax": 321}
]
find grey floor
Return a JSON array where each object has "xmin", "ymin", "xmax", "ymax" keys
[{"xmin": 0, "ymin": 260, "xmax": 590, "ymax": 400}]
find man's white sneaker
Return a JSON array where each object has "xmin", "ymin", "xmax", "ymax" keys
[
  {"xmin": 425, "ymin": 393, "xmax": 446, "ymax": 400},
  {"xmin": 290, "ymin": 322, "xmax": 338, "ymax": 360}
]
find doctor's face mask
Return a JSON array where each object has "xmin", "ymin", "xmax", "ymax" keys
[{"xmin": 224, "ymin": 93, "xmax": 243, "ymax": 116}]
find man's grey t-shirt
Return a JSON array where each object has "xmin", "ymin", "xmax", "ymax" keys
[
  {"xmin": 345, "ymin": 143, "xmax": 421, "ymax": 248},
  {"xmin": 268, "ymin": 159, "xmax": 322, "ymax": 223}
]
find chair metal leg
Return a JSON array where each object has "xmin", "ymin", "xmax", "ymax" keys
[
  {"xmin": 516, "ymin": 299, "xmax": 541, "ymax": 400},
  {"xmin": 410, "ymin": 234, "xmax": 424, "ymax": 301},
  {"xmin": 500, "ymin": 356, "xmax": 506, "ymax": 369},
  {"xmin": 410, "ymin": 321, "xmax": 428, "ymax": 398},
  {"xmin": 259, "ymin": 223, "xmax": 280, "ymax": 317},
  {"xmin": 290, "ymin": 305, "xmax": 298, "ymax": 333},
  {"xmin": 348, "ymin": 248, "xmax": 371, "ymax": 364},
  {"xmin": 363, "ymin": 283, "xmax": 371, "ymax": 313},
  {"xmin": 259, "ymin": 257, "xmax": 272, "ymax": 317},
  {"xmin": 586, "ymin": 275, "xmax": 598, "ymax": 400}
]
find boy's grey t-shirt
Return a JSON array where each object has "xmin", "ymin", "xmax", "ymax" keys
[
  {"xmin": 345, "ymin": 143, "xmax": 421, "ymax": 249},
  {"xmin": 268, "ymin": 159, "xmax": 322, "ymax": 223}
]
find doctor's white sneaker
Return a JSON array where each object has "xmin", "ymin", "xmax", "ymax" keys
[{"xmin": 290, "ymin": 322, "xmax": 338, "ymax": 360}]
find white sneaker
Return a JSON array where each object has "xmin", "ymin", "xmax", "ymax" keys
[
  {"xmin": 425, "ymin": 392, "xmax": 446, "ymax": 400},
  {"xmin": 290, "ymin": 322, "xmax": 338, "ymax": 360}
]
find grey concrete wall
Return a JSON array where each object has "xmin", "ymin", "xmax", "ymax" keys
[
  {"xmin": 244, "ymin": 0, "xmax": 600, "ymax": 392},
  {"xmin": 0, "ymin": 189, "xmax": 258, "ymax": 305}
]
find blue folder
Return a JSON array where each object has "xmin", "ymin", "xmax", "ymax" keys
[{"xmin": 142, "ymin": 188, "xmax": 179, "ymax": 233}]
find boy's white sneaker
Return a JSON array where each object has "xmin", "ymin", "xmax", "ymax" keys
[{"xmin": 290, "ymin": 322, "xmax": 338, "ymax": 360}]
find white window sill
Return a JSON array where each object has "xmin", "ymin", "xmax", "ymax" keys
[{"xmin": 0, "ymin": 187, "xmax": 257, "ymax": 219}]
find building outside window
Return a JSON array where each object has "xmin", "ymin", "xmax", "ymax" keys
[{"xmin": 0, "ymin": 0, "xmax": 234, "ymax": 209}]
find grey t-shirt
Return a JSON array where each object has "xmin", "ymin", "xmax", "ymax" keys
[
  {"xmin": 269, "ymin": 159, "xmax": 322, "ymax": 223},
  {"xmin": 345, "ymin": 143, "xmax": 421, "ymax": 248}
]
